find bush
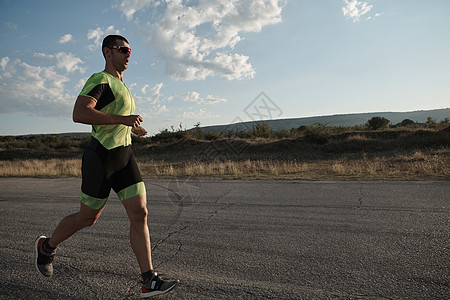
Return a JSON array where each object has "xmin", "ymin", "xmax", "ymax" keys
[
  {"xmin": 232, "ymin": 131, "xmax": 254, "ymax": 139},
  {"xmin": 273, "ymin": 129, "xmax": 293, "ymax": 139},
  {"xmin": 425, "ymin": 117, "xmax": 437, "ymax": 128},
  {"xmin": 253, "ymin": 122, "xmax": 272, "ymax": 138},
  {"xmin": 204, "ymin": 132, "xmax": 224, "ymax": 140},
  {"xmin": 304, "ymin": 123, "xmax": 330, "ymax": 144},
  {"xmin": 367, "ymin": 116, "xmax": 390, "ymax": 130},
  {"xmin": 400, "ymin": 119, "xmax": 415, "ymax": 127},
  {"xmin": 79, "ymin": 136, "xmax": 92, "ymax": 149},
  {"xmin": 131, "ymin": 135, "xmax": 150, "ymax": 145},
  {"xmin": 190, "ymin": 122, "xmax": 205, "ymax": 140},
  {"xmin": 151, "ymin": 129, "xmax": 187, "ymax": 144}
]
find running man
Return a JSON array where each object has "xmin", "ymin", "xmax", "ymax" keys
[{"xmin": 35, "ymin": 35, "xmax": 178, "ymax": 298}]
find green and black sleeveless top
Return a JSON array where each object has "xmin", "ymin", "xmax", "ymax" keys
[{"xmin": 79, "ymin": 71, "xmax": 135, "ymax": 150}]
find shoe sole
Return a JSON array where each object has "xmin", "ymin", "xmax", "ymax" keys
[
  {"xmin": 140, "ymin": 281, "xmax": 178, "ymax": 298},
  {"xmin": 35, "ymin": 235, "xmax": 47, "ymax": 277}
]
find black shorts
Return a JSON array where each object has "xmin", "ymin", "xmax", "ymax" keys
[{"xmin": 80, "ymin": 137, "xmax": 145, "ymax": 209}]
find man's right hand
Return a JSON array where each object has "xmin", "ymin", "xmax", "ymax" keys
[{"xmin": 122, "ymin": 115, "xmax": 143, "ymax": 128}]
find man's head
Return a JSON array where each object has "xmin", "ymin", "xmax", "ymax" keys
[
  {"xmin": 102, "ymin": 35, "xmax": 131, "ymax": 73},
  {"xmin": 102, "ymin": 35, "xmax": 129, "ymax": 58}
]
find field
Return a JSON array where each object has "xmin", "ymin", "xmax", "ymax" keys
[{"xmin": 1, "ymin": 122, "xmax": 449, "ymax": 180}]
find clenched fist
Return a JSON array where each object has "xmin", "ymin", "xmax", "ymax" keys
[{"xmin": 123, "ymin": 115, "xmax": 143, "ymax": 128}]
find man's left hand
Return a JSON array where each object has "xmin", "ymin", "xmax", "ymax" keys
[{"xmin": 131, "ymin": 126, "xmax": 148, "ymax": 137}]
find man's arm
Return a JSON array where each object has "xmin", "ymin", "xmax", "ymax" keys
[{"xmin": 73, "ymin": 95, "xmax": 143, "ymax": 127}]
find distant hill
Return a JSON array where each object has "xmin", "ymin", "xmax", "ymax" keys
[
  {"xmin": 0, "ymin": 132, "xmax": 91, "ymax": 138},
  {"xmin": 200, "ymin": 108, "xmax": 450, "ymax": 133},
  {"xmin": 56, "ymin": 132, "xmax": 91, "ymax": 138}
]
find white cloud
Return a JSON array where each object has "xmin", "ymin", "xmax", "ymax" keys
[
  {"xmin": 179, "ymin": 108, "xmax": 216, "ymax": 120},
  {"xmin": 0, "ymin": 52, "xmax": 84, "ymax": 117},
  {"xmin": 132, "ymin": 83, "xmax": 225, "ymax": 121},
  {"xmin": 32, "ymin": 52, "xmax": 85, "ymax": 74},
  {"xmin": 0, "ymin": 57, "xmax": 12, "ymax": 79},
  {"xmin": 153, "ymin": 104, "xmax": 168, "ymax": 114},
  {"xmin": 184, "ymin": 91, "xmax": 202, "ymax": 103},
  {"xmin": 135, "ymin": 82, "xmax": 164, "ymax": 104},
  {"xmin": 128, "ymin": 82, "xmax": 138, "ymax": 91},
  {"xmin": 342, "ymin": 0, "xmax": 373, "ymax": 22},
  {"xmin": 118, "ymin": 0, "xmax": 286, "ymax": 80},
  {"xmin": 118, "ymin": 0, "xmax": 155, "ymax": 21},
  {"xmin": 58, "ymin": 34, "xmax": 73, "ymax": 44},
  {"xmin": 5, "ymin": 22, "xmax": 18, "ymax": 30},
  {"xmin": 141, "ymin": 84, "xmax": 150, "ymax": 94},
  {"xmin": 367, "ymin": 12, "xmax": 385, "ymax": 20},
  {"xmin": 137, "ymin": 104, "xmax": 169, "ymax": 119},
  {"xmin": 149, "ymin": 83, "xmax": 163, "ymax": 98},
  {"xmin": 141, "ymin": 83, "xmax": 163, "ymax": 95},
  {"xmin": 32, "ymin": 52, "xmax": 55, "ymax": 63},
  {"xmin": 135, "ymin": 84, "xmax": 226, "ymax": 105},
  {"xmin": 76, "ymin": 77, "xmax": 89, "ymax": 90},
  {"xmin": 1, "ymin": 57, "xmax": 10, "ymax": 71},
  {"xmin": 55, "ymin": 52, "xmax": 85, "ymax": 74},
  {"xmin": 87, "ymin": 25, "xmax": 121, "ymax": 50},
  {"xmin": 184, "ymin": 91, "xmax": 226, "ymax": 104},
  {"xmin": 0, "ymin": 58, "xmax": 74, "ymax": 117}
]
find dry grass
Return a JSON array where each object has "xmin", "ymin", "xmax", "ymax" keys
[
  {"xmin": 1, "ymin": 149, "xmax": 448, "ymax": 180},
  {"xmin": 137, "ymin": 149, "xmax": 449, "ymax": 180},
  {"xmin": 328, "ymin": 150, "xmax": 450, "ymax": 180},
  {"xmin": 0, "ymin": 159, "xmax": 81, "ymax": 177},
  {"xmin": 140, "ymin": 159, "xmax": 311, "ymax": 179}
]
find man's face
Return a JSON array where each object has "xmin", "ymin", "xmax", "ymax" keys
[{"xmin": 108, "ymin": 39, "xmax": 131, "ymax": 72}]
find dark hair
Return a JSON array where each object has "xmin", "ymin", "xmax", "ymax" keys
[
  {"xmin": 102, "ymin": 35, "xmax": 129, "ymax": 48},
  {"xmin": 101, "ymin": 35, "xmax": 129, "ymax": 57}
]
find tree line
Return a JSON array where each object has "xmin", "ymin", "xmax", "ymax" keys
[
  {"xmin": 148, "ymin": 116, "xmax": 449, "ymax": 144},
  {"xmin": 0, "ymin": 116, "xmax": 448, "ymax": 149}
]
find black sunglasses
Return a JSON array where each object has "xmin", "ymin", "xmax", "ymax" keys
[{"xmin": 107, "ymin": 46, "xmax": 131, "ymax": 54}]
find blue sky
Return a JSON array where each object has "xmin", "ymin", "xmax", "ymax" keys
[{"xmin": 1, "ymin": 0, "xmax": 449, "ymax": 135}]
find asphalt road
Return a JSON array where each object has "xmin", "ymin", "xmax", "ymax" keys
[{"xmin": 0, "ymin": 178, "xmax": 448, "ymax": 299}]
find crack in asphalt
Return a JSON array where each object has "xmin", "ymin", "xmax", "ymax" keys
[
  {"xmin": 152, "ymin": 201, "xmax": 233, "ymax": 253},
  {"xmin": 150, "ymin": 180, "xmax": 202, "ymax": 228},
  {"xmin": 153, "ymin": 241, "xmax": 183, "ymax": 270},
  {"xmin": 152, "ymin": 189, "xmax": 233, "ymax": 269},
  {"xmin": 356, "ymin": 182, "xmax": 370, "ymax": 219},
  {"xmin": 357, "ymin": 182, "xmax": 364, "ymax": 209}
]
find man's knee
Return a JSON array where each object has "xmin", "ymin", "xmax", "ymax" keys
[
  {"xmin": 78, "ymin": 204, "xmax": 103, "ymax": 227},
  {"xmin": 130, "ymin": 205, "xmax": 148, "ymax": 223},
  {"xmin": 77, "ymin": 213, "xmax": 101, "ymax": 227},
  {"xmin": 123, "ymin": 194, "xmax": 148, "ymax": 223}
]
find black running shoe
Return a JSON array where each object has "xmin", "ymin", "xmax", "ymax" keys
[
  {"xmin": 35, "ymin": 236, "xmax": 55, "ymax": 277},
  {"xmin": 140, "ymin": 272, "xmax": 178, "ymax": 298}
]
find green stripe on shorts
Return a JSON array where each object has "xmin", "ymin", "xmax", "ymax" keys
[
  {"xmin": 80, "ymin": 191, "xmax": 108, "ymax": 210},
  {"xmin": 117, "ymin": 181, "xmax": 146, "ymax": 201}
]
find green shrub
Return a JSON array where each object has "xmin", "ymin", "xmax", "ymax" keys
[
  {"xmin": 151, "ymin": 129, "xmax": 187, "ymax": 144},
  {"xmin": 367, "ymin": 116, "xmax": 390, "ymax": 130},
  {"xmin": 253, "ymin": 122, "xmax": 272, "ymax": 138},
  {"xmin": 304, "ymin": 123, "xmax": 330, "ymax": 144}
]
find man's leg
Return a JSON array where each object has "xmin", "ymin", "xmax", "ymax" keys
[
  {"xmin": 36, "ymin": 202, "xmax": 104, "ymax": 277},
  {"xmin": 122, "ymin": 193, "xmax": 178, "ymax": 298},
  {"xmin": 48, "ymin": 202, "xmax": 104, "ymax": 248},
  {"xmin": 122, "ymin": 193, "xmax": 153, "ymax": 273}
]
